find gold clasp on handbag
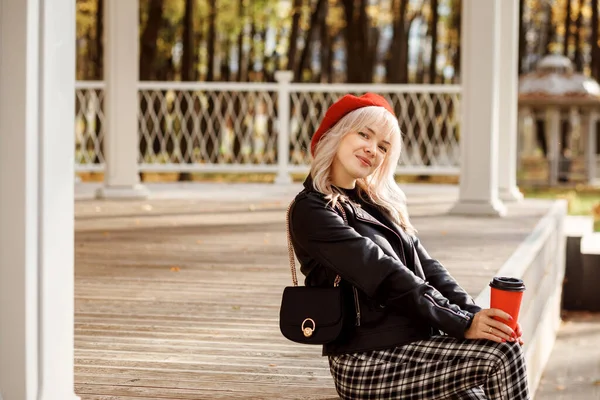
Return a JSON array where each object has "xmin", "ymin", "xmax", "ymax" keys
[{"xmin": 301, "ymin": 318, "xmax": 315, "ymax": 337}]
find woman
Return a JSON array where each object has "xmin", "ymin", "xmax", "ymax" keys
[{"xmin": 288, "ymin": 93, "xmax": 529, "ymax": 399}]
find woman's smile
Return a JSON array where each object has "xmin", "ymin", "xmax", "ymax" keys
[{"xmin": 356, "ymin": 155, "xmax": 372, "ymax": 167}]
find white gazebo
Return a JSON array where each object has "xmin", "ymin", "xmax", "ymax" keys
[
  {"xmin": 0, "ymin": 0, "xmax": 521, "ymax": 398},
  {"xmin": 518, "ymin": 54, "xmax": 600, "ymax": 185}
]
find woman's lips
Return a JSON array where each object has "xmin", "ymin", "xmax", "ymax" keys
[{"xmin": 356, "ymin": 155, "xmax": 372, "ymax": 167}]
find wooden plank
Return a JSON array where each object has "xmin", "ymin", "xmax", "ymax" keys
[
  {"xmin": 74, "ymin": 196, "xmax": 551, "ymax": 399},
  {"xmin": 75, "ymin": 375, "xmax": 338, "ymax": 397},
  {"xmin": 75, "ymin": 366, "xmax": 330, "ymax": 385}
]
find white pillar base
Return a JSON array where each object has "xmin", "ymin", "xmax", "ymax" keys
[
  {"xmin": 499, "ymin": 186, "xmax": 524, "ymax": 202},
  {"xmin": 274, "ymin": 172, "xmax": 293, "ymax": 185},
  {"xmin": 590, "ymin": 178, "xmax": 600, "ymax": 187},
  {"xmin": 96, "ymin": 184, "xmax": 150, "ymax": 199},
  {"xmin": 450, "ymin": 199, "xmax": 507, "ymax": 217}
]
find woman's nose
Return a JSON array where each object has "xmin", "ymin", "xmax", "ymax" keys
[{"xmin": 365, "ymin": 143, "xmax": 376, "ymax": 155}]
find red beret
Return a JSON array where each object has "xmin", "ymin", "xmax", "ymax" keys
[{"xmin": 310, "ymin": 92, "xmax": 395, "ymax": 156}]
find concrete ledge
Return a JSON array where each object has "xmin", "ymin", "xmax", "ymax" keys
[
  {"xmin": 580, "ymin": 233, "xmax": 600, "ymax": 311},
  {"xmin": 475, "ymin": 199, "xmax": 568, "ymax": 398},
  {"xmin": 563, "ymin": 217, "xmax": 595, "ymax": 310},
  {"xmin": 581, "ymin": 232, "xmax": 600, "ymax": 255},
  {"xmin": 95, "ymin": 184, "xmax": 150, "ymax": 200}
]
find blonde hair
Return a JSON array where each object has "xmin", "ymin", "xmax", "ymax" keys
[{"xmin": 310, "ymin": 105, "xmax": 416, "ymax": 235}]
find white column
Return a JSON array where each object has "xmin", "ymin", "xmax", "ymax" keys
[
  {"xmin": 274, "ymin": 71, "xmax": 294, "ymax": 184},
  {"xmin": 520, "ymin": 107, "xmax": 537, "ymax": 157},
  {"xmin": 497, "ymin": 0, "xmax": 523, "ymax": 202},
  {"xmin": 0, "ymin": 0, "xmax": 79, "ymax": 399},
  {"xmin": 96, "ymin": 0, "xmax": 149, "ymax": 199},
  {"xmin": 545, "ymin": 107, "xmax": 561, "ymax": 185},
  {"xmin": 585, "ymin": 111, "xmax": 598, "ymax": 184},
  {"xmin": 450, "ymin": 0, "xmax": 506, "ymax": 216}
]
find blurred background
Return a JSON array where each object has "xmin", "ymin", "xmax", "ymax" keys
[
  {"xmin": 75, "ymin": 0, "xmax": 600, "ymax": 84},
  {"xmin": 64, "ymin": 2, "xmax": 600, "ymax": 398},
  {"xmin": 74, "ymin": 0, "xmax": 600, "ymax": 231}
]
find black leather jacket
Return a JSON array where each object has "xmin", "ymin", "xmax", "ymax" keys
[{"xmin": 289, "ymin": 178, "xmax": 482, "ymax": 356}]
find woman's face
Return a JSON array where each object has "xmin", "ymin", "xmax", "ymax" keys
[{"xmin": 331, "ymin": 127, "xmax": 391, "ymax": 188}]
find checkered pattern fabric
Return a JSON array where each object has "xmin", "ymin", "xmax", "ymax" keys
[{"xmin": 328, "ymin": 335, "xmax": 530, "ymax": 399}]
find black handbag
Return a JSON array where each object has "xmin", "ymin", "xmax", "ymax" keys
[{"xmin": 278, "ymin": 201, "xmax": 348, "ymax": 345}]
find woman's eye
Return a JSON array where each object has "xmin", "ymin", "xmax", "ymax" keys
[
  {"xmin": 358, "ymin": 131, "xmax": 369, "ymax": 138},
  {"xmin": 378, "ymin": 146, "xmax": 388, "ymax": 153}
]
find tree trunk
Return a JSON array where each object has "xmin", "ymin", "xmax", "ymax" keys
[
  {"xmin": 592, "ymin": 0, "xmax": 599, "ymax": 80},
  {"xmin": 326, "ymin": 32, "xmax": 335, "ymax": 83},
  {"xmin": 341, "ymin": 0, "xmax": 358, "ymax": 82},
  {"xmin": 341, "ymin": 0, "xmax": 376, "ymax": 82},
  {"xmin": 452, "ymin": 0, "xmax": 460, "ymax": 82},
  {"xmin": 179, "ymin": 0, "xmax": 197, "ymax": 181},
  {"xmin": 92, "ymin": 0, "xmax": 104, "ymax": 163},
  {"xmin": 573, "ymin": 0, "xmax": 584, "ymax": 72},
  {"xmin": 194, "ymin": 19, "xmax": 203, "ymax": 79},
  {"xmin": 287, "ymin": 0, "xmax": 303, "ymax": 71},
  {"xmin": 318, "ymin": 0, "xmax": 330, "ymax": 83},
  {"xmin": 400, "ymin": 14, "xmax": 418, "ymax": 83},
  {"xmin": 246, "ymin": 20, "xmax": 256, "ymax": 81},
  {"xmin": 360, "ymin": 0, "xmax": 379, "ymax": 82},
  {"xmin": 386, "ymin": 0, "xmax": 409, "ymax": 83},
  {"xmin": 206, "ymin": 0, "xmax": 217, "ymax": 81},
  {"xmin": 543, "ymin": 3, "xmax": 554, "ymax": 56},
  {"xmin": 221, "ymin": 36, "xmax": 232, "ymax": 81},
  {"xmin": 138, "ymin": 0, "xmax": 166, "ymax": 164},
  {"xmin": 429, "ymin": 0, "xmax": 438, "ymax": 83},
  {"xmin": 95, "ymin": 0, "xmax": 104, "ymax": 79},
  {"xmin": 139, "ymin": 0, "xmax": 164, "ymax": 81},
  {"xmin": 296, "ymin": 0, "xmax": 327, "ymax": 82},
  {"xmin": 181, "ymin": 0, "xmax": 195, "ymax": 81},
  {"xmin": 236, "ymin": 0, "xmax": 246, "ymax": 82},
  {"xmin": 563, "ymin": 0, "xmax": 571, "ymax": 57},
  {"xmin": 357, "ymin": 0, "xmax": 369, "ymax": 82},
  {"xmin": 518, "ymin": 0, "xmax": 525, "ymax": 74},
  {"xmin": 259, "ymin": 28, "xmax": 269, "ymax": 81}
]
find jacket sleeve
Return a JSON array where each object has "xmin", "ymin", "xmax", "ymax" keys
[
  {"xmin": 290, "ymin": 195, "xmax": 474, "ymax": 339},
  {"xmin": 412, "ymin": 236, "xmax": 482, "ymax": 315}
]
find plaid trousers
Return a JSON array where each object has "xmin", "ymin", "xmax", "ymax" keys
[{"xmin": 328, "ymin": 335, "xmax": 530, "ymax": 399}]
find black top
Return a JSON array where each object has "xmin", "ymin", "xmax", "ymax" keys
[
  {"xmin": 336, "ymin": 186, "xmax": 390, "ymax": 227},
  {"xmin": 336, "ymin": 186, "xmax": 415, "ymax": 269},
  {"xmin": 289, "ymin": 176, "xmax": 480, "ymax": 355}
]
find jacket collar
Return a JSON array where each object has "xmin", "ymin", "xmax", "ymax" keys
[
  {"xmin": 302, "ymin": 174, "xmax": 315, "ymax": 191},
  {"xmin": 303, "ymin": 174, "xmax": 356, "ymax": 196},
  {"xmin": 302, "ymin": 175, "xmax": 414, "ymax": 265}
]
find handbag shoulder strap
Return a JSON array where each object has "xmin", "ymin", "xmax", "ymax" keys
[{"xmin": 286, "ymin": 199, "xmax": 348, "ymax": 287}]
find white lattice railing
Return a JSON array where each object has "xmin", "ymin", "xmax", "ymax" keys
[
  {"xmin": 137, "ymin": 81, "xmax": 280, "ymax": 172},
  {"xmin": 75, "ymin": 78, "xmax": 461, "ymax": 177},
  {"xmin": 75, "ymin": 81, "xmax": 105, "ymax": 171},
  {"xmin": 286, "ymin": 84, "xmax": 461, "ymax": 175}
]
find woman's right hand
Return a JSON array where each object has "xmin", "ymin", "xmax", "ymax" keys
[{"xmin": 464, "ymin": 308, "xmax": 516, "ymax": 343}]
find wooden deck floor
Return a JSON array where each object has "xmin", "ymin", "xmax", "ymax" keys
[{"xmin": 74, "ymin": 192, "xmax": 552, "ymax": 399}]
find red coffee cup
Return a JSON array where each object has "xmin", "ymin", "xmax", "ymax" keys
[{"xmin": 489, "ymin": 277, "xmax": 526, "ymax": 331}]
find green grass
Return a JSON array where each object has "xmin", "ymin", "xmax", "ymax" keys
[{"xmin": 521, "ymin": 187, "xmax": 600, "ymax": 231}]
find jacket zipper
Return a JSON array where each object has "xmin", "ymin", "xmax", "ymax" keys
[
  {"xmin": 346, "ymin": 202, "xmax": 409, "ymax": 328},
  {"xmin": 424, "ymin": 293, "xmax": 469, "ymax": 320},
  {"xmin": 352, "ymin": 286, "xmax": 361, "ymax": 326},
  {"xmin": 348, "ymin": 203, "xmax": 408, "ymax": 265}
]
